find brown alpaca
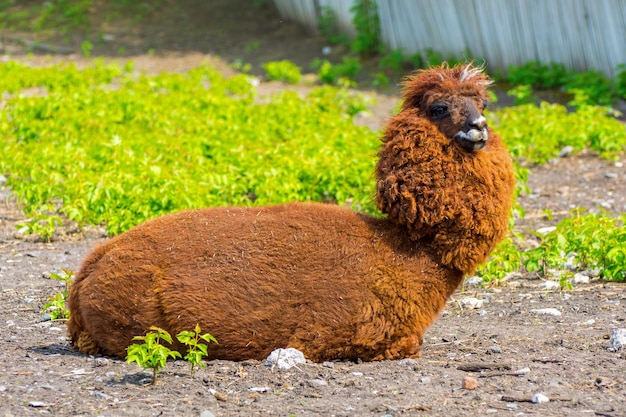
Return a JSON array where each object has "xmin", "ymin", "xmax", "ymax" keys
[{"xmin": 67, "ymin": 63, "xmax": 515, "ymax": 362}]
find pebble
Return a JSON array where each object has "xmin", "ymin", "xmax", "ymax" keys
[
  {"xmin": 461, "ymin": 376, "xmax": 478, "ymax": 390},
  {"xmin": 488, "ymin": 346, "xmax": 502, "ymax": 354},
  {"xmin": 558, "ymin": 145, "xmax": 574, "ymax": 157},
  {"xmin": 264, "ymin": 348, "xmax": 306, "ymax": 370},
  {"xmin": 397, "ymin": 358, "xmax": 418, "ymax": 366},
  {"xmin": 536, "ymin": 226, "xmax": 556, "ymax": 235},
  {"xmin": 248, "ymin": 387, "xmax": 270, "ymax": 393},
  {"xmin": 200, "ymin": 411, "xmax": 216, "ymax": 417},
  {"xmin": 28, "ymin": 401, "xmax": 46, "ymax": 407},
  {"xmin": 572, "ymin": 273, "xmax": 590, "ymax": 284},
  {"xmin": 532, "ymin": 393, "xmax": 550, "ymax": 403},
  {"xmin": 464, "ymin": 276, "xmax": 483, "ymax": 286},
  {"xmin": 322, "ymin": 361, "xmax": 334, "ymax": 368},
  {"xmin": 419, "ymin": 376, "xmax": 431, "ymax": 383},
  {"xmin": 531, "ymin": 308, "xmax": 562, "ymax": 316},
  {"xmin": 604, "ymin": 173, "xmax": 618, "ymax": 179},
  {"xmin": 49, "ymin": 327, "xmax": 63, "ymax": 332},
  {"xmin": 478, "ymin": 310, "xmax": 487, "ymax": 316},
  {"xmin": 540, "ymin": 280, "xmax": 560, "ymax": 290},
  {"xmin": 308, "ymin": 378, "xmax": 328, "ymax": 387},
  {"xmin": 90, "ymin": 390, "xmax": 111, "ymax": 400},
  {"xmin": 609, "ymin": 328, "xmax": 626, "ymax": 350},
  {"xmin": 105, "ymin": 371, "xmax": 116, "ymax": 378},
  {"xmin": 515, "ymin": 367, "xmax": 531, "ymax": 375},
  {"xmin": 94, "ymin": 357, "xmax": 109, "ymax": 367},
  {"xmin": 460, "ymin": 297, "xmax": 483, "ymax": 309},
  {"xmin": 0, "ymin": 385, "xmax": 6, "ymax": 392}
]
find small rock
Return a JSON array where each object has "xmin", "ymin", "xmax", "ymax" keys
[
  {"xmin": 41, "ymin": 313, "xmax": 52, "ymax": 322},
  {"xmin": 540, "ymin": 280, "xmax": 560, "ymax": 290},
  {"xmin": 572, "ymin": 273, "xmax": 590, "ymax": 284},
  {"xmin": 352, "ymin": 372, "xmax": 363, "ymax": 377},
  {"xmin": 532, "ymin": 393, "xmax": 550, "ymax": 403},
  {"xmin": 90, "ymin": 390, "xmax": 111, "ymax": 400},
  {"xmin": 559, "ymin": 145, "xmax": 574, "ymax": 157},
  {"xmin": 308, "ymin": 378, "xmax": 328, "ymax": 387},
  {"xmin": 506, "ymin": 403, "xmax": 518, "ymax": 409},
  {"xmin": 531, "ymin": 308, "xmax": 562, "ymax": 316},
  {"xmin": 28, "ymin": 401, "xmax": 46, "ymax": 407},
  {"xmin": 248, "ymin": 387, "xmax": 270, "ymax": 393},
  {"xmin": 604, "ymin": 173, "xmax": 618, "ymax": 179},
  {"xmin": 322, "ymin": 361, "xmax": 334, "ymax": 368},
  {"xmin": 609, "ymin": 328, "xmax": 626, "ymax": 350},
  {"xmin": 536, "ymin": 226, "xmax": 556, "ymax": 235},
  {"xmin": 583, "ymin": 319, "xmax": 596, "ymax": 326},
  {"xmin": 94, "ymin": 357, "xmax": 109, "ymax": 367},
  {"xmin": 213, "ymin": 391, "xmax": 228, "ymax": 402},
  {"xmin": 105, "ymin": 371, "xmax": 116, "ymax": 378},
  {"xmin": 464, "ymin": 276, "xmax": 483, "ymax": 286},
  {"xmin": 514, "ymin": 367, "xmax": 531, "ymax": 375},
  {"xmin": 265, "ymin": 348, "xmax": 306, "ymax": 370},
  {"xmin": 462, "ymin": 376, "xmax": 478, "ymax": 390},
  {"xmin": 488, "ymin": 346, "xmax": 502, "ymax": 354},
  {"xmin": 460, "ymin": 297, "xmax": 483, "ymax": 309},
  {"xmin": 397, "ymin": 358, "xmax": 418, "ymax": 366},
  {"xmin": 478, "ymin": 310, "xmax": 487, "ymax": 316},
  {"xmin": 49, "ymin": 327, "xmax": 63, "ymax": 332},
  {"xmin": 419, "ymin": 376, "xmax": 431, "ymax": 383},
  {"xmin": 200, "ymin": 411, "xmax": 216, "ymax": 417},
  {"xmin": 0, "ymin": 385, "xmax": 7, "ymax": 392}
]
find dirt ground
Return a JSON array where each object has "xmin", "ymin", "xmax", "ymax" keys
[{"xmin": 1, "ymin": 1, "xmax": 625, "ymax": 416}]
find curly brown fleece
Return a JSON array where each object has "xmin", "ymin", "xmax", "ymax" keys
[{"xmin": 67, "ymin": 63, "xmax": 515, "ymax": 362}]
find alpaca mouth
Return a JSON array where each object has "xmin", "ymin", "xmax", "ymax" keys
[{"xmin": 454, "ymin": 129, "xmax": 488, "ymax": 151}]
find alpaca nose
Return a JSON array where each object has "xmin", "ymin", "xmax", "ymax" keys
[{"xmin": 468, "ymin": 116, "xmax": 487, "ymax": 130}]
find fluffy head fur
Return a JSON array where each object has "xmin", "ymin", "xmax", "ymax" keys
[
  {"xmin": 67, "ymin": 63, "xmax": 515, "ymax": 363},
  {"xmin": 376, "ymin": 63, "xmax": 515, "ymax": 274}
]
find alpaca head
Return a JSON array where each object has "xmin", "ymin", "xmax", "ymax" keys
[{"xmin": 401, "ymin": 63, "xmax": 492, "ymax": 151}]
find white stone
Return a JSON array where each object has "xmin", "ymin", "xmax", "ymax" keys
[
  {"xmin": 532, "ymin": 393, "xmax": 550, "ymax": 403},
  {"xmin": 460, "ymin": 297, "xmax": 483, "ymax": 309},
  {"xmin": 572, "ymin": 273, "xmax": 590, "ymax": 284},
  {"xmin": 536, "ymin": 226, "xmax": 556, "ymax": 235},
  {"xmin": 540, "ymin": 280, "xmax": 560, "ymax": 290},
  {"xmin": 264, "ymin": 348, "xmax": 306, "ymax": 370},
  {"xmin": 464, "ymin": 276, "xmax": 483, "ymax": 286},
  {"xmin": 609, "ymin": 328, "xmax": 626, "ymax": 350},
  {"xmin": 248, "ymin": 387, "xmax": 270, "ymax": 393},
  {"xmin": 531, "ymin": 308, "xmax": 562, "ymax": 316}
]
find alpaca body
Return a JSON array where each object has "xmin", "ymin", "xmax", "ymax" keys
[
  {"xmin": 68, "ymin": 63, "xmax": 516, "ymax": 362},
  {"xmin": 68, "ymin": 203, "xmax": 460, "ymax": 361}
]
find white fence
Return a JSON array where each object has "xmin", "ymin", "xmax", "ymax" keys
[{"xmin": 272, "ymin": 0, "xmax": 626, "ymax": 77}]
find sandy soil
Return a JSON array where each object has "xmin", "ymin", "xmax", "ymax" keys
[{"xmin": 1, "ymin": 1, "xmax": 625, "ymax": 416}]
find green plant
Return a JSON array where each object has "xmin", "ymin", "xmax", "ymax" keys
[
  {"xmin": 41, "ymin": 268, "xmax": 74, "ymax": 320},
  {"xmin": 15, "ymin": 212, "xmax": 62, "ymax": 243},
  {"xmin": 126, "ymin": 326, "xmax": 182, "ymax": 385},
  {"xmin": 263, "ymin": 60, "xmax": 302, "ymax": 84},
  {"xmin": 312, "ymin": 57, "xmax": 362, "ymax": 85},
  {"xmin": 507, "ymin": 84, "xmax": 535, "ymax": 105},
  {"xmin": 524, "ymin": 211, "xmax": 626, "ymax": 282},
  {"xmin": 350, "ymin": 0, "xmax": 381, "ymax": 56},
  {"xmin": 176, "ymin": 324, "xmax": 218, "ymax": 375},
  {"xmin": 80, "ymin": 40, "xmax": 93, "ymax": 58},
  {"xmin": 379, "ymin": 49, "xmax": 406, "ymax": 72},
  {"xmin": 318, "ymin": 5, "xmax": 348, "ymax": 45},
  {"xmin": 476, "ymin": 237, "xmax": 522, "ymax": 282}
]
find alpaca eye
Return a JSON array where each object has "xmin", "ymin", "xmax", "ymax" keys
[{"xmin": 430, "ymin": 104, "xmax": 448, "ymax": 119}]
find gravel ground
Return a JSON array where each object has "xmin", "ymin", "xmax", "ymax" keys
[{"xmin": 1, "ymin": 1, "xmax": 625, "ymax": 415}]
